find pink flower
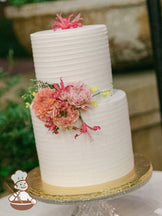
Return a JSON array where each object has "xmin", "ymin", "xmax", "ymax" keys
[
  {"xmin": 53, "ymin": 78, "xmax": 73, "ymax": 99},
  {"xmin": 53, "ymin": 101, "xmax": 79, "ymax": 128},
  {"xmin": 52, "ymin": 14, "xmax": 83, "ymax": 31},
  {"xmin": 74, "ymin": 122, "xmax": 101, "ymax": 141},
  {"xmin": 60, "ymin": 81, "xmax": 92, "ymax": 110},
  {"xmin": 45, "ymin": 117, "xmax": 59, "ymax": 134},
  {"xmin": 74, "ymin": 122, "xmax": 101, "ymax": 140},
  {"xmin": 32, "ymin": 87, "xmax": 56, "ymax": 121}
]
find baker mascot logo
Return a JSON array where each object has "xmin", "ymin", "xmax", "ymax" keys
[{"xmin": 8, "ymin": 170, "xmax": 36, "ymax": 210}]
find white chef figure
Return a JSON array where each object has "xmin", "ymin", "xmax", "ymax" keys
[{"xmin": 8, "ymin": 170, "xmax": 36, "ymax": 205}]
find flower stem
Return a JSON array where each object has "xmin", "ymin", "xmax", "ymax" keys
[
  {"xmin": 79, "ymin": 115, "xmax": 84, "ymax": 122},
  {"xmin": 92, "ymin": 92, "xmax": 102, "ymax": 97}
]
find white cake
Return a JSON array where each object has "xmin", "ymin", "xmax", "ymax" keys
[{"xmin": 30, "ymin": 24, "xmax": 134, "ymax": 187}]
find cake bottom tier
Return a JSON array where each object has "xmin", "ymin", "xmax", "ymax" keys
[{"xmin": 31, "ymin": 89, "xmax": 134, "ymax": 187}]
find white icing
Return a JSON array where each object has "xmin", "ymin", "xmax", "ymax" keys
[
  {"xmin": 30, "ymin": 25, "xmax": 112, "ymax": 90},
  {"xmin": 31, "ymin": 90, "xmax": 134, "ymax": 187},
  {"xmin": 30, "ymin": 25, "xmax": 134, "ymax": 187}
]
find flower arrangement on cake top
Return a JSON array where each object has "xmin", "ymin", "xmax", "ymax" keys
[
  {"xmin": 52, "ymin": 14, "xmax": 84, "ymax": 31},
  {"xmin": 23, "ymin": 79, "xmax": 112, "ymax": 140}
]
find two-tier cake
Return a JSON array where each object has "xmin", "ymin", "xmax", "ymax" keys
[{"xmin": 29, "ymin": 15, "xmax": 134, "ymax": 187}]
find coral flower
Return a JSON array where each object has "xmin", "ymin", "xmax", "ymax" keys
[
  {"xmin": 60, "ymin": 81, "xmax": 92, "ymax": 110},
  {"xmin": 53, "ymin": 101, "xmax": 79, "ymax": 128},
  {"xmin": 32, "ymin": 87, "xmax": 56, "ymax": 121}
]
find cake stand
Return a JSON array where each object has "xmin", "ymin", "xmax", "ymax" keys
[{"xmin": 27, "ymin": 154, "xmax": 152, "ymax": 216}]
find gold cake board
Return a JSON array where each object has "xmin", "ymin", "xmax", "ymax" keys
[{"xmin": 27, "ymin": 154, "xmax": 152, "ymax": 204}]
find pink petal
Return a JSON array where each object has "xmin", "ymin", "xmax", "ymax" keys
[
  {"xmin": 68, "ymin": 14, "xmax": 74, "ymax": 22},
  {"xmin": 75, "ymin": 134, "xmax": 79, "ymax": 139}
]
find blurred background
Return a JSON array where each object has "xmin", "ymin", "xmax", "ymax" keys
[{"xmin": 0, "ymin": 0, "xmax": 162, "ymax": 195}]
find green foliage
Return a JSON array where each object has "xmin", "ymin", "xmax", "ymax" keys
[
  {"xmin": 7, "ymin": 49, "xmax": 15, "ymax": 71},
  {"xmin": 22, "ymin": 82, "xmax": 35, "ymax": 105},
  {"xmin": 8, "ymin": 0, "xmax": 58, "ymax": 7},
  {"xmin": 22, "ymin": 79, "xmax": 55, "ymax": 105},
  {"xmin": 0, "ymin": 67, "xmax": 20, "ymax": 97},
  {"xmin": 0, "ymin": 18, "xmax": 29, "ymax": 58},
  {"xmin": 0, "ymin": 69, "xmax": 38, "ymax": 193}
]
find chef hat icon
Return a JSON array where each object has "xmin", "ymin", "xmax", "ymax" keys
[{"xmin": 11, "ymin": 170, "xmax": 27, "ymax": 184}]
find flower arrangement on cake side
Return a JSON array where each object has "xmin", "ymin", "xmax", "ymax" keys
[{"xmin": 23, "ymin": 79, "xmax": 112, "ymax": 140}]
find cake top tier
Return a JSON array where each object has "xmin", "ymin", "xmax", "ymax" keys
[
  {"xmin": 31, "ymin": 24, "xmax": 107, "ymax": 37},
  {"xmin": 30, "ymin": 24, "xmax": 112, "ymax": 90}
]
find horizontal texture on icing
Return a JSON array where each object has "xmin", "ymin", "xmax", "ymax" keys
[
  {"xmin": 30, "ymin": 25, "xmax": 112, "ymax": 90},
  {"xmin": 31, "ymin": 90, "xmax": 134, "ymax": 187}
]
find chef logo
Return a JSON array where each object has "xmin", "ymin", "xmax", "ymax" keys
[{"xmin": 8, "ymin": 170, "xmax": 36, "ymax": 210}]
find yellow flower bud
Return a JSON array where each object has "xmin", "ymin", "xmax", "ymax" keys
[
  {"xmin": 102, "ymin": 89, "xmax": 112, "ymax": 97},
  {"xmin": 91, "ymin": 86, "xmax": 97, "ymax": 92},
  {"xmin": 102, "ymin": 89, "xmax": 107, "ymax": 92},
  {"xmin": 91, "ymin": 101, "xmax": 98, "ymax": 107},
  {"xmin": 32, "ymin": 92, "xmax": 37, "ymax": 98},
  {"xmin": 25, "ymin": 102, "xmax": 30, "ymax": 108},
  {"xmin": 107, "ymin": 91, "xmax": 112, "ymax": 96}
]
